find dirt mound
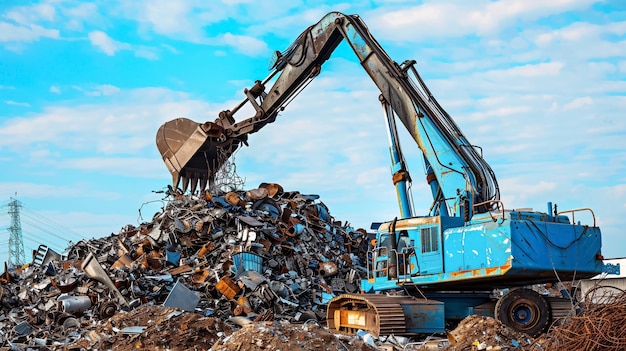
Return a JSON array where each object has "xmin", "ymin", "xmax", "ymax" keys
[
  {"xmin": 65, "ymin": 304, "xmax": 231, "ymax": 350},
  {"xmin": 446, "ymin": 315, "xmax": 531, "ymax": 351},
  {"xmin": 212, "ymin": 320, "xmax": 376, "ymax": 351}
]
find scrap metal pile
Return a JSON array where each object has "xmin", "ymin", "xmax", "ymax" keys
[{"xmin": 0, "ymin": 183, "xmax": 371, "ymax": 350}]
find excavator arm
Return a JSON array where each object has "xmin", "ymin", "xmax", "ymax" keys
[{"xmin": 156, "ymin": 11, "xmax": 499, "ymax": 217}]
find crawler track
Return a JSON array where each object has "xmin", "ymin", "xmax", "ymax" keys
[{"xmin": 327, "ymin": 294, "xmax": 415, "ymax": 336}]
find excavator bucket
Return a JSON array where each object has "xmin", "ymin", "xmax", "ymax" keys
[{"xmin": 156, "ymin": 117, "xmax": 243, "ymax": 193}]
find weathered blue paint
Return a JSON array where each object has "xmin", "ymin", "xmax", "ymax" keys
[
  {"xmin": 381, "ymin": 98, "xmax": 413, "ymax": 219},
  {"xmin": 359, "ymin": 207, "xmax": 603, "ymax": 333},
  {"xmin": 603, "ymin": 262, "xmax": 621, "ymax": 275},
  {"xmin": 400, "ymin": 299, "xmax": 446, "ymax": 334},
  {"xmin": 362, "ymin": 208, "xmax": 603, "ymax": 294}
]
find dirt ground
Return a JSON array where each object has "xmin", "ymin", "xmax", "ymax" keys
[
  {"xmin": 445, "ymin": 315, "xmax": 532, "ymax": 351},
  {"xmin": 63, "ymin": 305, "xmax": 229, "ymax": 350},
  {"xmin": 61, "ymin": 305, "xmax": 376, "ymax": 351}
]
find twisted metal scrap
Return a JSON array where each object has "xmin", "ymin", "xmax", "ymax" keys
[{"xmin": 533, "ymin": 286, "xmax": 626, "ymax": 351}]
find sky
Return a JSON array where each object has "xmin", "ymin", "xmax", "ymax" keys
[{"xmin": 0, "ymin": 0, "xmax": 625, "ymax": 265}]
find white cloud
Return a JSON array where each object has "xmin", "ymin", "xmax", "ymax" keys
[
  {"xmin": 62, "ymin": 3, "xmax": 99, "ymax": 31},
  {"xmin": 59, "ymin": 157, "xmax": 163, "ymax": 178},
  {"xmin": 114, "ymin": 0, "xmax": 298, "ymax": 54},
  {"xmin": 501, "ymin": 178, "xmax": 558, "ymax": 202},
  {"xmin": 221, "ymin": 0, "xmax": 254, "ymax": 4},
  {"xmin": 355, "ymin": 167, "xmax": 388, "ymax": 186},
  {"xmin": 0, "ymin": 87, "xmax": 219, "ymax": 158},
  {"xmin": 142, "ymin": 1, "xmax": 195, "ymax": 36},
  {"xmin": 367, "ymin": 0, "xmax": 599, "ymax": 41},
  {"xmin": 563, "ymin": 96, "xmax": 593, "ymax": 111},
  {"xmin": 220, "ymin": 33, "xmax": 268, "ymax": 56},
  {"xmin": 5, "ymin": 100, "xmax": 30, "ymax": 107},
  {"xmin": 0, "ymin": 22, "xmax": 59, "ymax": 43},
  {"xmin": 50, "ymin": 86, "xmax": 61, "ymax": 94},
  {"xmin": 468, "ymin": 0, "xmax": 597, "ymax": 34},
  {"xmin": 29, "ymin": 148, "xmax": 59, "ymax": 159},
  {"xmin": 63, "ymin": 3, "xmax": 98, "ymax": 19},
  {"xmin": 118, "ymin": 1, "xmax": 230, "ymax": 42},
  {"xmin": 468, "ymin": 106, "xmax": 532, "ymax": 121},
  {"xmin": 88, "ymin": 30, "xmax": 131, "ymax": 56},
  {"xmin": 100, "ymin": 85, "xmax": 121, "ymax": 96},
  {"xmin": 134, "ymin": 47, "xmax": 159, "ymax": 60},
  {"xmin": 0, "ymin": 182, "xmax": 111, "ymax": 200},
  {"xmin": 536, "ymin": 21, "xmax": 626, "ymax": 46},
  {"xmin": 161, "ymin": 44, "xmax": 180, "ymax": 54},
  {"xmin": 587, "ymin": 61, "xmax": 617, "ymax": 76},
  {"xmin": 375, "ymin": 3, "xmax": 454, "ymax": 35},
  {"xmin": 4, "ymin": 3, "xmax": 56, "ymax": 25},
  {"xmin": 489, "ymin": 62, "xmax": 565, "ymax": 78},
  {"xmin": 0, "ymin": 3, "xmax": 60, "ymax": 46},
  {"xmin": 87, "ymin": 31, "xmax": 161, "ymax": 59},
  {"xmin": 85, "ymin": 84, "xmax": 121, "ymax": 97}
]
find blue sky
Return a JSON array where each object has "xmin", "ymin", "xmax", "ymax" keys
[{"xmin": 1, "ymin": 0, "xmax": 625, "ymax": 264}]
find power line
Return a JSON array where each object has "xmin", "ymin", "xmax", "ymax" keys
[
  {"xmin": 20, "ymin": 213, "xmax": 81, "ymax": 244},
  {"xmin": 1, "ymin": 202, "xmax": 90, "ymax": 241},
  {"xmin": 20, "ymin": 206, "xmax": 89, "ymax": 240},
  {"xmin": 20, "ymin": 229, "xmax": 66, "ymax": 252}
]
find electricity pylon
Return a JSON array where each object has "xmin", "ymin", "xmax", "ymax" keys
[{"xmin": 7, "ymin": 197, "xmax": 26, "ymax": 266}]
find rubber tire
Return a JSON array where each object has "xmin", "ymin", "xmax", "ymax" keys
[{"xmin": 495, "ymin": 288, "xmax": 550, "ymax": 337}]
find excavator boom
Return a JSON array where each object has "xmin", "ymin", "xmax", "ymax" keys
[{"xmin": 156, "ymin": 12, "xmax": 499, "ymax": 219}]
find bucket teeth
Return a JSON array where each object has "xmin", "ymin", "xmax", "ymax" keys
[
  {"xmin": 190, "ymin": 176, "xmax": 199, "ymax": 194},
  {"xmin": 172, "ymin": 173, "xmax": 181, "ymax": 191},
  {"xmin": 199, "ymin": 177, "xmax": 208, "ymax": 192},
  {"xmin": 181, "ymin": 176, "xmax": 190, "ymax": 193},
  {"xmin": 174, "ymin": 172, "xmax": 211, "ymax": 194}
]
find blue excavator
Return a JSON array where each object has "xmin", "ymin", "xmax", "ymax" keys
[{"xmin": 155, "ymin": 12, "xmax": 614, "ymax": 337}]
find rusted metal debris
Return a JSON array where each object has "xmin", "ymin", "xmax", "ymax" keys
[
  {"xmin": 528, "ymin": 287, "xmax": 626, "ymax": 351},
  {"xmin": 0, "ymin": 183, "xmax": 371, "ymax": 349}
]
